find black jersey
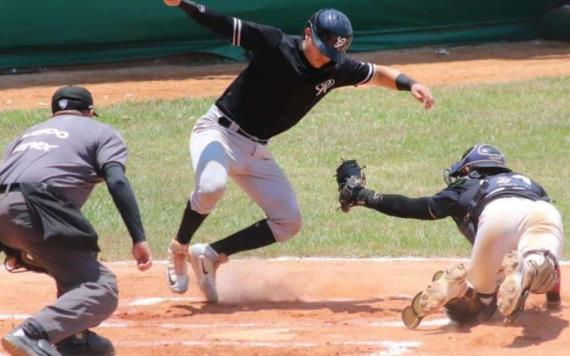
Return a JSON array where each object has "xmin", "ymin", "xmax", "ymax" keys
[
  {"xmin": 180, "ymin": 1, "xmax": 375, "ymax": 139},
  {"xmin": 427, "ymin": 171, "xmax": 549, "ymax": 244}
]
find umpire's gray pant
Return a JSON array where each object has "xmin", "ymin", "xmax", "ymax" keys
[{"xmin": 0, "ymin": 191, "xmax": 118, "ymax": 343}]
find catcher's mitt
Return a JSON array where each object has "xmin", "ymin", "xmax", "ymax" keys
[{"xmin": 335, "ymin": 159, "xmax": 366, "ymax": 212}]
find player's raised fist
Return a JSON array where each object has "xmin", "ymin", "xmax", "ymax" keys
[{"xmin": 164, "ymin": 0, "xmax": 181, "ymax": 7}]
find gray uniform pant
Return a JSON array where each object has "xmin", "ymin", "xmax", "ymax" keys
[
  {"xmin": 189, "ymin": 105, "xmax": 303, "ymax": 242},
  {"xmin": 0, "ymin": 191, "xmax": 118, "ymax": 343}
]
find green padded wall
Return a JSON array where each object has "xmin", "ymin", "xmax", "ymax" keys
[{"xmin": 0, "ymin": 0, "xmax": 551, "ymax": 69}]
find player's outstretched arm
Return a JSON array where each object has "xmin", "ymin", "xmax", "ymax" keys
[
  {"xmin": 369, "ymin": 65, "xmax": 434, "ymax": 110},
  {"xmin": 163, "ymin": 0, "xmax": 281, "ymax": 52},
  {"xmin": 103, "ymin": 162, "xmax": 153, "ymax": 271},
  {"xmin": 358, "ymin": 190, "xmax": 437, "ymax": 220},
  {"xmin": 334, "ymin": 161, "xmax": 438, "ymax": 219}
]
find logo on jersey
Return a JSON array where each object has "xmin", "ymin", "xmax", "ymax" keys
[
  {"xmin": 13, "ymin": 141, "xmax": 59, "ymax": 153},
  {"xmin": 22, "ymin": 128, "xmax": 70, "ymax": 140},
  {"xmin": 496, "ymin": 174, "xmax": 532, "ymax": 187},
  {"xmin": 334, "ymin": 37, "xmax": 348, "ymax": 50},
  {"xmin": 315, "ymin": 79, "xmax": 335, "ymax": 96}
]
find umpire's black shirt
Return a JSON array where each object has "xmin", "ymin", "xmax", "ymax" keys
[{"xmin": 181, "ymin": 1, "xmax": 375, "ymax": 140}]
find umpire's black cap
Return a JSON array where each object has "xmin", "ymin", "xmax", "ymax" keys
[
  {"xmin": 308, "ymin": 8, "xmax": 353, "ymax": 63},
  {"xmin": 51, "ymin": 85, "xmax": 98, "ymax": 116}
]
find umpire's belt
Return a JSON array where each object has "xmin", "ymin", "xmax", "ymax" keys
[
  {"xmin": 217, "ymin": 116, "xmax": 268, "ymax": 145},
  {"xmin": 0, "ymin": 183, "xmax": 21, "ymax": 194}
]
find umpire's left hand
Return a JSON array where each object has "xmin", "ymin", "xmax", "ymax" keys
[{"xmin": 132, "ymin": 241, "xmax": 153, "ymax": 271}]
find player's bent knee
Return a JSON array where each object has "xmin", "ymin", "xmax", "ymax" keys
[
  {"xmin": 191, "ymin": 180, "xmax": 227, "ymax": 213},
  {"xmin": 270, "ymin": 214, "xmax": 303, "ymax": 242},
  {"xmin": 198, "ymin": 176, "xmax": 228, "ymax": 197},
  {"xmin": 96, "ymin": 270, "xmax": 119, "ymax": 316},
  {"xmin": 198, "ymin": 185, "xmax": 226, "ymax": 203},
  {"xmin": 524, "ymin": 250, "xmax": 559, "ymax": 294}
]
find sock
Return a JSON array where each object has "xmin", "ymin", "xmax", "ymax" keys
[
  {"xmin": 210, "ymin": 219, "xmax": 276, "ymax": 256},
  {"xmin": 175, "ymin": 201, "xmax": 207, "ymax": 245}
]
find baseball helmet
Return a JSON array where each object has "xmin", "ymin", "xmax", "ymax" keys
[
  {"xmin": 307, "ymin": 8, "xmax": 353, "ymax": 63},
  {"xmin": 444, "ymin": 144, "xmax": 509, "ymax": 184}
]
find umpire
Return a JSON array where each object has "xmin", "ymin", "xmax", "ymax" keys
[{"xmin": 0, "ymin": 86, "xmax": 152, "ymax": 355}]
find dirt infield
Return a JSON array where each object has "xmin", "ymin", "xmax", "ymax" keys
[
  {"xmin": 0, "ymin": 259, "xmax": 568, "ymax": 355},
  {"xmin": 1, "ymin": 40, "xmax": 570, "ymax": 112},
  {"xmin": 1, "ymin": 41, "xmax": 570, "ymax": 355}
]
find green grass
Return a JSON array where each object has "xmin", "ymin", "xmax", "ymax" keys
[{"xmin": 1, "ymin": 76, "xmax": 569, "ymax": 260}]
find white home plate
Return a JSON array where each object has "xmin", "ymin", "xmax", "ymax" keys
[{"xmin": 127, "ymin": 296, "xmax": 202, "ymax": 306}]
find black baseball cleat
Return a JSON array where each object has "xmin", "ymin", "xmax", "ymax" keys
[
  {"xmin": 1, "ymin": 326, "xmax": 61, "ymax": 356},
  {"xmin": 55, "ymin": 330, "xmax": 115, "ymax": 356}
]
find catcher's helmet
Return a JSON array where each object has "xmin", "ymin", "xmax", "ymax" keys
[
  {"xmin": 307, "ymin": 8, "xmax": 353, "ymax": 63},
  {"xmin": 444, "ymin": 144, "xmax": 509, "ymax": 184}
]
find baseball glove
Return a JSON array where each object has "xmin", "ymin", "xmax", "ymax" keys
[{"xmin": 335, "ymin": 159, "xmax": 366, "ymax": 212}]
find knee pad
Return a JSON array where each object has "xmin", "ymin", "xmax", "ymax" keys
[{"xmin": 523, "ymin": 250, "xmax": 559, "ymax": 294}]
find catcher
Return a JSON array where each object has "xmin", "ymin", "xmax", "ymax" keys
[{"xmin": 335, "ymin": 144, "xmax": 563, "ymax": 327}]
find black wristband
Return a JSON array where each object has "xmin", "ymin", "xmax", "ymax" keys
[{"xmin": 395, "ymin": 73, "xmax": 417, "ymax": 91}]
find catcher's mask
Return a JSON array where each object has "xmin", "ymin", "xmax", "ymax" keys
[
  {"xmin": 443, "ymin": 144, "xmax": 509, "ymax": 185},
  {"xmin": 307, "ymin": 8, "xmax": 353, "ymax": 64}
]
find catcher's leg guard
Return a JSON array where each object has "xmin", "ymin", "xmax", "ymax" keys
[
  {"xmin": 402, "ymin": 263, "xmax": 468, "ymax": 329},
  {"xmin": 497, "ymin": 250, "xmax": 559, "ymax": 323}
]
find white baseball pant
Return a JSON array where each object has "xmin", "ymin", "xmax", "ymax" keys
[
  {"xmin": 188, "ymin": 105, "xmax": 302, "ymax": 242},
  {"xmin": 467, "ymin": 197, "xmax": 564, "ymax": 294}
]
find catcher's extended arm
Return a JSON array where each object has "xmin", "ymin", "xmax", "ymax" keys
[{"xmin": 335, "ymin": 159, "xmax": 366, "ymax": 212}]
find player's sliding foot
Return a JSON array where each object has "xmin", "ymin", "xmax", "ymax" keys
[
  {"xmin": 497, "ymin": 251, "xmax": 531, "ymax": 322},
  {"xmin": 402, "ymin": 263, "xmax": 467, "ymax": 329},
  {"xmin": 166, "ymin": 239, "xmax": 189, "ymax": 294},
  {"xmin": 189, "ymin": 243, "xmax": 226, "ymax": 302},
  {"xmin": 419, "ymin": 262, "xmax": 469, "ymax": 313}
]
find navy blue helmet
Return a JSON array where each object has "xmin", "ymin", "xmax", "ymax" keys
[
  {"xmin": 307, "ymin": 8, "xmax": 353, "ymax": 63},
  {"xmin": 444, "ymin": 144, "xmax": 510, "ymax": 184}
]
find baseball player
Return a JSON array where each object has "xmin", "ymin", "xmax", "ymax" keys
[
  {"xmin": 0, "ymin": 86, "xmax": 153, "ymax": 355},
  {"xmin": 163, "ymin": 0, "xmax": 434, "ymax": 302},
  {"xmin": 335, "ymin": 144, "xmax": 563, "ymax": 327}
]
